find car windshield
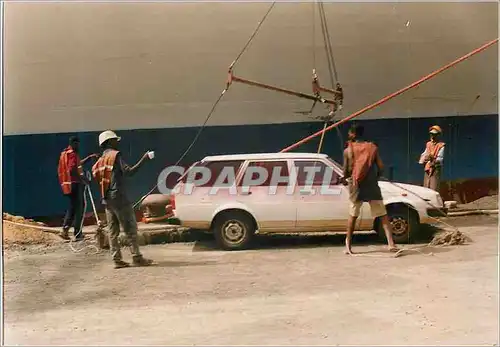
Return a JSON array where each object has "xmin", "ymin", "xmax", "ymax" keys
[{"xmin": 325, "ymin": 156, "xmax": 343, "ymax": 173}]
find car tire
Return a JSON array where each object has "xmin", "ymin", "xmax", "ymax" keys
[
  {"xmin": 213, "ymin": 211, "xmax": 255, "ymax": 251},
  {"xmin": 376, "ymin": 205, "xmax": 419, "ymax": 244}
]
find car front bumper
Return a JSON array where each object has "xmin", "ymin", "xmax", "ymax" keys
[{"xmin": 426, "ymin": 207, "xmax": 448, "ymax": 218}]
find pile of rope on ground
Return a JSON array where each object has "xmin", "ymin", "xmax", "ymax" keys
[{"xmin": 429, "ymin": 229, "xmax": 473, "ymax": 247}]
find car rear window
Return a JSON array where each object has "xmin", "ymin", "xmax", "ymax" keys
[{"xmin": 180, "ymin": 160, "xmax": 244, "ymax": 187}]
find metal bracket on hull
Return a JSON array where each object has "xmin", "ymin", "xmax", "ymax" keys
[
  {"xmin": 226, "ymin": 67, "xmax": 344, "ymax": 122},
  {"xmin": 310, "ymin": 69, "xmax": 344, "ymax": 120},
  {"xmin": 226, "ymin": 67, "xmax": 339, "ymax": 107},
  {"xmin": 312, "ymin": 70, "xmax": 343, "ymax": 100}
]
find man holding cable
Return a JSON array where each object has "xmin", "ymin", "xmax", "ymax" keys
[{"xmin": 92, "ymin": 130, "xmax": 155, "ymax": 269}]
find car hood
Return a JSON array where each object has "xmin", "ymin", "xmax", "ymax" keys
[{"xmin": 379, "ymin": 181, "xmax": 439, "ymax": 201}]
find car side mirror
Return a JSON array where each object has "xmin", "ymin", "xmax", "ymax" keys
[{"xmin": 339, "ymin": 177, "xmax": 348, "ymax": 186}]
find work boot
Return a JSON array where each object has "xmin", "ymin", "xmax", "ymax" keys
[
  {"xmin": 114, "ymin": 260, "xmax": 130, "ymax": 269},
  {"xmin": 132, "ymin": 256, "xmax": 154, "ymax": 267},
  {"xmin": 60, "ymin": 228, "xmax": 70, "ymax": 240}
]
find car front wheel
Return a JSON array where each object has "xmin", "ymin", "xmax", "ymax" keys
[
  {"xmin": 213, "ymin": 211, "xmax": 255, "ymax": 250},
  {"xmin": 377, "ymin": 205, "xmax": 419, "ymax": 244}
]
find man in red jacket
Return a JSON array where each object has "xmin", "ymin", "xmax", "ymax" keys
[{"xmin": 58, "ymin": 136, "xmax": 97, "ymax": 241}]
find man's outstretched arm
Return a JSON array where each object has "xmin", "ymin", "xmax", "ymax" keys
[
  {"xmin": 81, "ymin": 153, "xmax": 99, "ymax": 165},
  {"xmin": 68, "ymin": 152, "xmax": 89, "ymax": 184},
  {"xmin": 120, "ymin": 153, "xmax": 149, "ymax": 177}
]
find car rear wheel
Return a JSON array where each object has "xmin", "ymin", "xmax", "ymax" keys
[
  {"xmin": 377, "ymin": 205, "xmax": 419, "ymax": 244},
  {"xmin": 213, "ymin": 211, "xmax": 255, "ymax": 251}
]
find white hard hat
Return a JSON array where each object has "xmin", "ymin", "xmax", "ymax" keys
[{"xmin": 98, "ymin": 130, "xmax": 121, "ymax": 146}]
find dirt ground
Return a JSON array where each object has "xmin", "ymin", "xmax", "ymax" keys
[
  {"xmin": 2, "ymin": 213, "xmax": 61, "ymax": 248},
  {"xmin": 2, "ymin": 215, "xmax": 498, "ymax": 345},
  {"xmin": 458, "ymin": 195, "xmax": 498, "ymax": 210},
  {"xmin": 2, "ymin": 223, "xmax": 61, "ymax": 248}
]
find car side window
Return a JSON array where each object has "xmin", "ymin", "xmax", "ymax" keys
[
  {"xmin": 293, "ymin": 160, "xmax": 339, "ymax": 186},
  {"xmin": 189, "ymin": 160, "xmax": 243, "ymax": 187},
  {"xmin": 239, "ymin": 160, "xmax": 289, "ymax": 187}
]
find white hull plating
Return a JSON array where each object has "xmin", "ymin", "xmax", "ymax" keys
[{"xmin": 4, "ymin": 2, "xmax": 498, "ymax": 136}]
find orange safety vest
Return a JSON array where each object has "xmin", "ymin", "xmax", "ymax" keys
[
  {"xmin": 424, "ymin": 141, "xmax": 445, "ymax": 173},
  {"xmin": 57, "ymin": 146, "xmax": 83, "ymax": 195},
  {"xmin": 92, "ymin": 150, "xmax": 119, "ymax": 199},
  {"xmin": 347, "ymin": 141, "xmax": 378, "ymax": 186}
]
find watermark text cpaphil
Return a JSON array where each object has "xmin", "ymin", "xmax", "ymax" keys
[{"xmin": 157, "ymin": 165, "xmax": 344, "ymax": 196}]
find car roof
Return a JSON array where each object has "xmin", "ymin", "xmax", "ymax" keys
[{"xmin": 201, "ymin": 152, "xmax": 330, "ymax": 162}]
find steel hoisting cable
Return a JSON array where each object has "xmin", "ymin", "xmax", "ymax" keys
[
  {"xmin": 312, "ymin": 1, "xmax": 329, "ymax": 154},
  {"xmin": 280, "ymin": 38, "xmax": 499, "ymax": 153},
  {"xmin": 230, "ymin": 2, "xmax": 276, "ymax": 69},
  {"xmin": 318, "ymin": 1, "xmax": 338, "ymax": 81},
  {"xmin": 132, "ymin": 85, "xmax": 226, "ymax": 209},
  {"xmin": 312, "ymin": 1, "xmax": 316, "ymax": 68},
  {"xmin": 315, "ymin": 1, "xmax": 330, "ymax": 153},
  {"xmin": 316, "ymin": 1, "xmax": 343, "ymax": 154},
  {"xmin": 132, "ymin": 3, "xmax": 276, "ymax": 209},
  {"xmin": 318, "ymin": 2, "xmax": 336, "ymax": 83}
]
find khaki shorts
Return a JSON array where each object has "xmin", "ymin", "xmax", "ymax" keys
[{"xmin": 349, "ymin": 200, "xmax": 387, "ymax": 218}]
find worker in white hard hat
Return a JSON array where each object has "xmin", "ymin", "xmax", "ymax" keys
[
  {"xmin": 92, "ymin": 130, "xmax": 154, "ymax": 268},
  {"xmin": 419, "ymin": 125, "xmax": 445, "ymax": 191}
]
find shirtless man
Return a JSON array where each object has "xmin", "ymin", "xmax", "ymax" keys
[{"xmin": 342, "ymin": 124, "xmax": 399, "ymax": 255}]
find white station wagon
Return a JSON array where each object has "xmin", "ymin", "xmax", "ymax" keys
[{"xmin": 171, "ymin": 153, "xmax": 446, "ymax": 250}]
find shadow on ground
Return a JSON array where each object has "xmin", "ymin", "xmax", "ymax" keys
[
  {"xmin": 356, "ymin": 245, "xmax": 455, "ymax": 258},
  {"xmin": 3, "ymin": 254, "xmax": 125, "ymax": 314},
  {"xmin": 153, "ymin": 260, "xmax": 218, "ymax": 267},
  {"xmin": 190, "ymin": 224, "xmax": 443, "ymax": 252}
]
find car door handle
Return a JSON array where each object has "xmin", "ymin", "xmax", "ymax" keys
[
  {"xmin": 241, "ymin": 191, "xmax": 252, "ymax": 195},
  {"xmin": 300, "ymin": 190, "xmax": 314, "ymax": 195}
]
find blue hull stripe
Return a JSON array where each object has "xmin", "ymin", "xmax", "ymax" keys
[{"xmin": 3, "ymin": 114, "xmax": 498, "ymax": 217}]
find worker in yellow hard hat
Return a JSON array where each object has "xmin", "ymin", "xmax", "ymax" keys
[{"xmin": 419, "ymin": 125, "xmax": 445, "ymax": 191}]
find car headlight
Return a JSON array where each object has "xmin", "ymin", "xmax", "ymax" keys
[{"xmin": 436, "ymin": 193, "xmax": 444, "ymax": 207}]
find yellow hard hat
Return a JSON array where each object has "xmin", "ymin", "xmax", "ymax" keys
[{"xmin": 429, "ymin": 125, "xmax": 442, "ymax": 134}]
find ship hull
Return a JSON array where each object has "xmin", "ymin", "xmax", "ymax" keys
[{"xmin": 3, "ymin": 114, "xmax": 498, "ymax": 219}]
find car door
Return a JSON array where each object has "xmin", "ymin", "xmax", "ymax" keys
[
  {"xmin": 293, "ymin": 159, "xmax": 352, "ymax": 231},
  {"xmin": 177, "ymin": 160, "xmax": 244, "ymax": 229},
  {"xmin": 236, "ymin": 159, "xmax": 297, "ymax": 232}
]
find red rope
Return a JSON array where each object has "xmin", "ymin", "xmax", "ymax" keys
[{"xmin": 280, "ymin": 38, "xmax": 499, "ymax": 153}]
